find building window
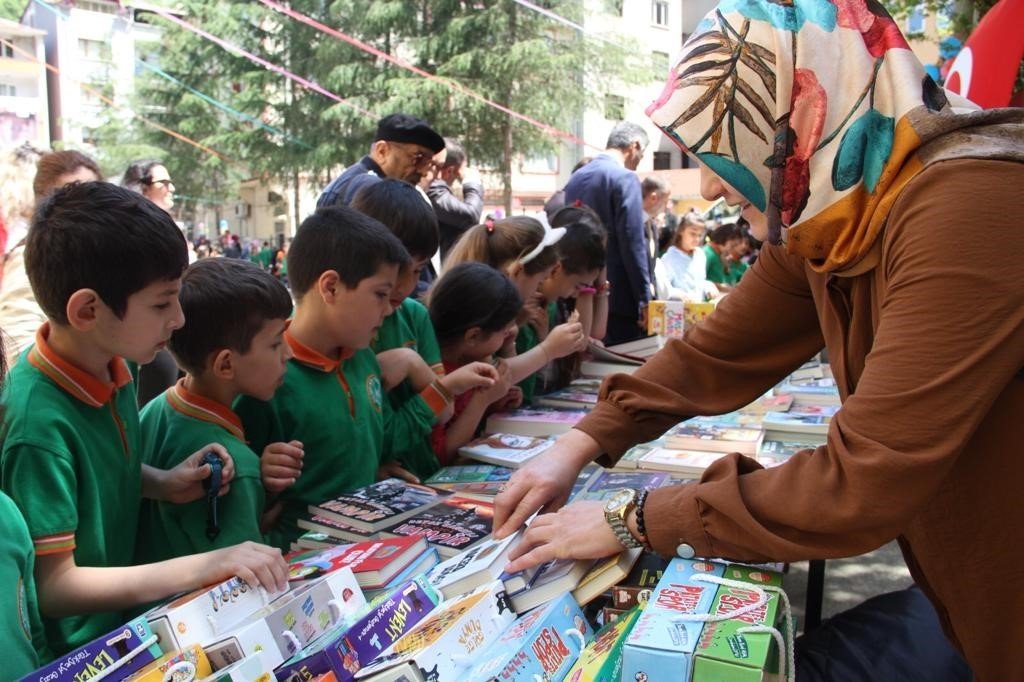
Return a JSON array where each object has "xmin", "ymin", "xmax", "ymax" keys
[
  {"xmin": 605, "ymin": 94, "xmax": 625, "ymax": 121},
  {"xmin": 0, "ymin": 83, "xmax": 16, "ymax": 96},
  {"xmin": 652, "ymin": 51, "xmax": 670, "ymax": 80},
  {"xmin": 653, "ymin": 151, "xmax": 672, "ymax": 170},
  {"xmin": 1, "ymin": 43, "xmax": 13, "ymax": 59},
  {"xmin": 78, "ymin": 39, "xmax": 112, "ymax": 62},
  {"xmin": 652, "ymin": 0, "xmax": 669, "ymax": 27},
  {"xmin": 906, "ymin": 5, "xmax": 925, "ymax": 34}
]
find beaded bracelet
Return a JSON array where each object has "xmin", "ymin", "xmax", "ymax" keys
[{"xmin": 635, "ymin": 489, "xmax": 652, "ymax": 549}]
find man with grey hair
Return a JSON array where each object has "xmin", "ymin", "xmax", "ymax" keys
[
  {"xmin": 641, "ymin": 174, "xmax": 671, "ymax": 299},
  {"xmin": 564, "ymin": 121, "xmax": 652, "ymax": 344},
  {"xmin": 426, "ymin": 137, "xmax": 484, "ymax": 261}
]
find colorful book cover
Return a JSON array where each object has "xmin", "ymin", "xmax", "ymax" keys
[
  {"xmin": 466, "ymin": 591, "xmax": 594, "ymax": 682},
  {"xmin": 274, "ymin": 577, "xmax": 441, "ymax": 682},
  {"xmin": 567, "ymin": 463, "xmax": 602, "ymax": 502},
  {"xmin": 611, "ymin": 552, "xmax": 671, "ymax": 609},
  {"xmin": 534, "ymin": 388, "xmax": 600, "ymax": 410},
  {"xmin": 287, "ymin": 536, "xmax": 428, "ymax": 588},
  {"xmin": 663, "ymin": 420, "xmax": 764, "ymax": 455},
  {"xmin": 572, "ymin": 470, "xmax": 670, "ymax": 501},
  {"xmin": 124, "ymin": 644, "xmax": 212, "ymax": 682},
  {"xmin": 381, "ymin": 496, "xmax": 494, "ymax": 558},
  {"xmin": 636, "ymin": 447, "xmax": 729, "ymax": 475},
  {"xmin": 427, "ymin": 531, "xmax": 522, "ymax": 600},
  {"xmin": 647, "ymin": 300, "xmax": 686, "ymax": 338},
  {"xmin": 738, "ymin": 393, "xmax": 795, "ymax": 415},
  {"xmin": 691, "ymin": 564, "xmax": 787, "ymax": 682},
  {"xmin": 457, "ymin": 433, "xmax": 555, "ymax": 468},
  {"xmin": 485, "ymin": 407, "xmax": 589, "ymax": 438},
  {"xmin": 21, "ymin": 617, "xmax": 163, "ymax": 682},
  {"xmin": 296, "ymin": 530, "xmax": 348, "ymax": 551},
  {"xmin": 508, "ymin": 558, "xmax": 593, "ymax": 613},
  {"xmin": 298, "ymin": 514, "xmax": 379, "ymax": 542},
  {"xmin": 683, "ymin": 300, "xmax": 717, "ymax": 327},
  {"xmin": 565, "ymin": 606, "xmax": 642, "ymax": 682},
  {"xmin": 437, "ymin": 479, "xmax": 507, "ymax": 500},
  {"xmin": 355, "ymin": 581, "xmax": 517, "ymax": 681},
  {"xmin": 756, "ymin": 439, "xmax": 819, "ymax": 467},
  {"xmin": 310, "ymin": 479, "xmax": 451, "ymax": 532},
  {"xmin": 775, "ymin": 378, "xmax": 841, "ymax": 406},
  {"xmin": 620, "ymin": 558, "xmax": 725, "ymax": 682},
  {"xmin": 425, "ymin": 465, "xmax": 512, "ymax": 486},
  {"xmin": 363, "ymin": 548, "xmax": 442, "ymax": 603},
  {"xmin": 762, "ymin": 406, "xmax": 839, "ymax": 435}
]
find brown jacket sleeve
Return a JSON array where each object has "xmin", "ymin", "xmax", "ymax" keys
[{"xmin": 577, "ymin": 160, "xmax": 1024, "ymax": 562}]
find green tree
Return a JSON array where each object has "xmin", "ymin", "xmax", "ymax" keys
[
  {"xmin": 881, "ymin": 0, "xmax": 998, "ymax": 37},
  {"xmin": 0, "ymin": 0, "xmax": 24, "ymax": 21}
]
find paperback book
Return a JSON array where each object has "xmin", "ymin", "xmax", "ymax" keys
[
  {"xmin": 585, "ymin": 340, "xmax": 645, "ymax": 366},
  {"xmin": 381, "ymin": 496, "xmax": 494, "ymax": 558},
  {"xmin": 571, "ymin": 548, "xmax": 643, "ymax": 606},
  {"xmin": 738, "ymin": 393, "xmax": 795, "ymax": 415},
  {"xmin": 635, "ymin": 446, "xmax": 729, "ymax": 476},
  {"xmin": 362, "ymin": 548, "xmax": 441, "ymax": 603},
  {"xmin": 775, "ymin": 377, "xmax": 841, "ymax": 406},
  {"xmin": 762, "ymin": 405, "xmax": 840, "ymax": 436},
  {"xmin": 287, "ymin": 536, "xmax": 429, "ymax": 589},
  {"xmin": 21, "ymin": 617, "xmax": 163, "ymax": 682},
  {"xmin": 579, "ymin": 359, "xmax": 639, "ymax": 378},
  {"xmin": 508, "ymin": 557, "xmax": 594, "ymax": 613},
  {"xmin": 298, "ymin": 514, "xmax": 379, "ymax": 543},
  {"xmin": 457, "ymin": 433, "xmax": 555, "ymax": 468},
  {"xmin": 572, "ymin": 470, "xmax": 670, "ymax": 502},
  {"xmin": 534, "ymin": 387, "xmax": 600, "ymax": 410},
  {"xmin": 484, "ymin": 407, "xmax": 588, "ymax": 438},
  {"xmin": 310, "ymin": 479, "xmax": 451, "ymax": 533},
  {"xmin": 294, "ymin": 530, "xmax": 348, "ymax": 551},
  {"xmin": 663, "ymin": 419, "xmax": 764, "ymax": 455},
  {"xmin": 424, "ymin": 464, "xmax": 512, "ymax": 487},
  {"xmin": 427, "ymin": 530, "xmax": 523, "ymax": 599}
]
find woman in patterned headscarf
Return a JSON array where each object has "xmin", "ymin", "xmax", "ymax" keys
[{"xmin": 493, "ymin": 1, "xmax": 1024, "ymax": 677}]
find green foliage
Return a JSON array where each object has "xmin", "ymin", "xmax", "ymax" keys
[
  {"xmin": 880, "ymin": 0, "xmax": 997, "ymax": 38},
  {"xmin": 0, "ymin": 0, "xmax": 24, "ymax": 21}
]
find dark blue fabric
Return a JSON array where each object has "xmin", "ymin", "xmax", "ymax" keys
[
  {"xmin": 795, "ymin": 586, "xmax": 972, "ymax": 682},
  {"xmin": 564, "ymin": 154, "xmax": 651, "ymax": 334},
  {"xmin": 316, "ymin": 156, "xmax": 385, "ymax": 208}
]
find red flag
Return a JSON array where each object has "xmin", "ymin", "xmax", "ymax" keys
[{"xmin": 943, "ymin": 0, "xmax": 1024, "ymax": 108}]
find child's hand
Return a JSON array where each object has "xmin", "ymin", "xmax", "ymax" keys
[
  {"xmin": 377, "ymin": 460, "xmax": 420, "ymax": 484},
  {"xmin": 541, "ymin": 321, "xmax": 587, "ymax": 360},
  {"xmin": 159, "ymin": 444, "xmax": 235, "ymax": 504},
  {"xmin": 524, "ymin": 294, "xmax": 550, "ymax": 339},
  {"xmin": 198, "ymin": 541, "xmax": 288, "ymax": 594},
  {"xmin": 441, "ymin": 362, "xmax": 499, "ymax": 395},
  {"xmin": 480, "ymin": 360, "xmax": 513, "ymax": 404},
  {"xmin": 261, "ymin": 441, "xmax": 304, "ymax": 494},
  {"xmin": 492, "ymin": 385, "xmax": 524, "ymax": 412},
  {"xmin": 376, "ymin": 348, "xmax": 416, "ymax": 391}
]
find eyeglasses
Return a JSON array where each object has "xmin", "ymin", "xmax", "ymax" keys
[
  {"xmin": 392, "ymin": 143, "xmax": 434, "ymax": 169},
  {"xmin": 146, "ymin": 178, "xmax": 174, "ymax": 188}
]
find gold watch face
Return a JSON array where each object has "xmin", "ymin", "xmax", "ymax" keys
[{"xmin": 605, "ymin": 488, "xmax": 633, "ymax": 513}]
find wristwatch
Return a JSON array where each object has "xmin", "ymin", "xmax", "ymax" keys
[{"xmin": 604, "ymin": 488, "xmax": 644, "ymax": 549}]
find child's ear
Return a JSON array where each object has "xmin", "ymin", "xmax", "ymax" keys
[
  {"xmin": 549, "ymin": 262, "xmax": 563, "ymax": 278},
  {"xmin": 317, "ymin": 270, "xmax": 342, "ymax": 303},
  {"xmin": 65, "ymin": 289, "xmax": 100, "ymax": 331},
  {"xmin": 464, "ymin": 326, "xmax": 485, "ymax": 346},
  {"xmin": 211, "ymin": 349, "xmax": 234, "ymax": 379},
  {"xmin": 505, "ymin": 262, "xmax": 523, "ymax": 279}
]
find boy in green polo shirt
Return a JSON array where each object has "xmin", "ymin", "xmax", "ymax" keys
[
  {"xmin": 0, "ymin": 182, "xmax": 287, "ymax": 655},
  {"xmin": 236, "ymin": 205, "xmax": 496, "ymax": 550},
  {"xmin": 137, "ymin": 258, "xmax": 295, "ymax": 563}
]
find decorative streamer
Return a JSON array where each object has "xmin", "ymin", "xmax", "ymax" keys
[{"xmin": 509, "ymin": 0, "xmax": 629, "ymax": 50}]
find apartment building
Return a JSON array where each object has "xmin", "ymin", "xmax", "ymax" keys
[{"xmin": 0, "ymin": 17, "xmax": 48, "ymax": 148}]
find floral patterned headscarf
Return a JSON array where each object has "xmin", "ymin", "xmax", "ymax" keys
[{"xmin": 647, "ymin": 0, "xmax": 1024, "ymax": 274}]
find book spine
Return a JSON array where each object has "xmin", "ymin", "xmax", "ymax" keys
[{"xmin": 22, "ymin": 618, "xmax": 162, "ymax": 682}]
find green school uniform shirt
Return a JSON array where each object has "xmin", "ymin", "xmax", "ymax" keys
[
  {"xmin": 137, "ymin": 379, "xmax": 265, "ymax": 563},
  {"xmin": 703, "ymin": 244, "xmax": 729, "ymax": 284},
  {"xmin": 0, "ymin": 491, "xmax": 47, "ymax": 675},
  {"xmin": 234, "ymin": 331, "xmax": 387, "ymax": 550},
  {"xmin": 0, "ymin": 324, "xmax": 142, "ymax": 654},
  {"xmin": 370, "ymin": 298, "xmax": 443, "ymax": 480},
  {"xmin": 727, "ymin": 259, "xmax": 748, "ymax": 285}
]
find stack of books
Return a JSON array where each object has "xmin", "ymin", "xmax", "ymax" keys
[
  {"xmin": 483, "ymin": 406, "xmax": 589, "ymax": 438},
  {"xmin": 580, "ymin": 337, "xmax": 662, "ymax": 378}
]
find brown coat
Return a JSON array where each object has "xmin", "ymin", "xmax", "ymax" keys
[{"xmin": 577, "ymin": 159, "xmax": 1024, "ymax": 679}]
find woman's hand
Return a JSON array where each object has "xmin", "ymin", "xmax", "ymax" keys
[{"xmin": 503, "ymin": 501, "xmax": 624, "ymax": 573}]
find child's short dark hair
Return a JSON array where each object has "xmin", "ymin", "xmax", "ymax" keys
[
  {"xmin": 350, "ymin": 179, "xmax": 439, "ymax": 260},
  {"xmin": 26, "ymin": 181, "xmax": 188, "ymax": 324},
  {"xmin": 709, "ymin": 222, "xmax": 742, "ymax": 245},
  {"xmin": 429, "ymin": 263, "xmax": 522, "ymax": 347},
  {"xmin": 549, "ymin": 206, "xmax": 607, "ymax": 274},
  {"xmin": 288, "ymin": 205, "xmax": 411, "ymax": 298},
  {"xmin": 169, "ymin": 258, "xmax": 293, "ymax": 376}
]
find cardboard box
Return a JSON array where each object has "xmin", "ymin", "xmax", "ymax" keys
[
  {"xmin": 19, "ymin": 617, "xmax": 163, "ymax": 682},
  {"xmin": 620, "ymin": 558, "xmax": 725, "ymax": 682}
]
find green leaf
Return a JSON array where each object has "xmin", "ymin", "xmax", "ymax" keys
[{"xmin": 831, "ymin": 109, "xmax": 895, "ymax": 193}]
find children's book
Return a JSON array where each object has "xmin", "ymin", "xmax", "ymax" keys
[
  {"xmin": 380, "ymin": 496, "xmax": 494, "ymax": 558},
  {"xmin": 663, "ymin": 420, "xmax": 764, "ymax": 455},
  {"xmin": 457, "ymin": 433, "xmax": 555, "ymax": 468},
  {"xmin": 22, "ymin": 617, "xmax": 164, "ymax": 682},
  {"xmin": 354, "ymin": 581, "xmax": 517, "ymax": 681},
  {"xmin": 508, "ymin": 558, "xmax": 594, "ymax": 613},
  {"xmin": 287, "ymin": 537, "xmax": 429, "ymax": 589},
  {"xmin": 310, "ymin": 479, "xmax": 451, "ymax": 533},
  {"xmin": 298, "ymin": 514, "xmax": 380, "ymax": 543},
  {"xmin": 647, "ymin": 300, "xmax": 686, "ymax": 338},
  {"xmin": 125, "ymin": 644, "xmax": 213, "ymax": 682},
  {"xmin": 484, "ymin": 407, "xmax": 588, "ymax": 438},
  {"xmin": 466, "ymin": 591, "xmax": 594, "ymax": 682},
  {"xmin": 571, "ymin": 548, "xmax": 643, "ymax": 606},
  {"xmin": 564, "ymin": 605, "xmax": 642, "ymax": 682},
  {"xmin": 274, "ymin": 577, "xmax": 442, "ymax": 682},
  {"xmin": 572, "ymin": 470, "xmax": 670, "ymax": 502},
  {"xmin": 762, "ymin": 405, "xmax": 840, "ymax": 436},
  {"xmin": 612, "ymin": 552, "xmax": 671, "ymax": 609},
  {"xmin": 362, "ymin": 548, "xmax": 441, "ymax": 603},
  {"xmin": 635, "ymin": 446, "xmax": 730, "ymax": 476},
  {"xmin": 427, "ymin": 530, "xmax": 523, "ymax": 600},
  {"xmin": 424, "ymin": 464, "xmax": 512, "ymax": 487},
  {"xmin": 738, "ymin": 393, "xmax": 795, "ymax": 415},
  {"xmin": 620, "ymin": 558, "xmax": 725, "ymax": 682}
]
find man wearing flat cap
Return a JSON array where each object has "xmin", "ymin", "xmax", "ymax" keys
[{"xmin": 317, "ymin": 113, "xmax": 446, "ymax": 208}]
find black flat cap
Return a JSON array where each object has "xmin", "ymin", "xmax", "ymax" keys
[{"xmin": 374, "ymin": 113, "xmax": 445, "ymax": 153}]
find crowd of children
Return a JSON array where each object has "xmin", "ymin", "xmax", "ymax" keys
[{"xmin": 0, "ymin": 147, "xmax": 617, "ymax": 673}]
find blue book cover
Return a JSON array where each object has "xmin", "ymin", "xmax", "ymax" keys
[
  {"xmin": 20, "ymin": 617, "xmax": 162, "ymax": 682},
  {"xmin": 466, "ymin": 591, "xmax": 594, "ymax": 681},
  {"xmin": 620, "ymin": 558, "xmax": 726, "ymax": 682},
  {"xmin": 573, "ymin": 470, "xmax": 670, "ymax": 501}
]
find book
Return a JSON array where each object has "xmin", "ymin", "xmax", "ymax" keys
[
  {"xmin": 354, "ymin": 581, "xmax": 517, "ymax": 681},
  {"xmin": 274, "ymin": 577, "xmax": 442, "ymax": 681},
  {"xmin": 427, "ymin": 530, "xmax": 522, "ymax": 599},
  {"xmin": 647, "ymin": 300, "xmax": 686, "ymax": 338},
  {"xmin": 21, "ymin": 617, "xmax": 164, "ymax": 682},
  {"xmin": 762, "ymin": 405, "xmax": 840, "ymax": 436},
  {"xmin": 124, "ymin": 644, "xmax": 212, "ymax": 682},
  {"xmin": 508, "ymin": 557, "xmax": 594, "ymax": 613},
  {"xmin": 611, "ymin": 552, "xmax": 670, "ymax": 609},
  {"xmin": 424, "ymin": 464, "xmax": 512, "ymax": 487},
  {"xmin": 567, "ymin": 463, "xmax": 603, "ymax": 502},
  {"xmin": 775, "ymin": 377, "xmax": 841, "ymax": 406},
  {"xmin": 287, "ymin": 537, "xmax": 430, "ymax": 589},
  {"xmin": 457, "ymin": 433, "xmax": 555, "ymax": 468},
  {"xmin": 620, "ymin": 558, "xmax": 726, "ymax": 682},
  {"xmin": 534, "ymin": 387, "xmax": 600, "ymax": 410},
  {"xmin": 298, "ymin": 514, "xmax": 380, "ymax": 543},
  {"xmin": 203, "ymin": 652, "xmax": 277, "ymax": 681},
  {"xmin": 738, "ymin": 393, "xmax": 795, "ymax": 415},
  {"xmin": 434, "ymin": 479, "xmax": 507, "ymax": 501},
  {"xmin": 363, "ymin": 548, "xmax": 441, "ymax": 603},
  {"xmin": 789, "ymin": 360, "xmax": 825, "ymax": 381},
  {"xmin": 612, "ymin": 439, "xmax": 664, "ymax": 470},
  {"xmin": 756, "ymin": 438, "xmax": 819, "ymax": 468},
  {"xmin": 310, "ymin": 479, "xmax": 451, "ymax": 533},
  {"xmin": 564, "ymin": 606, "xmax": 642, "ymax": 682},
  {"xmin": 294, "ymin": 530, "xmax": 349, "ymax": 551},
  {"xmin": 635, "ymin": 446, "xmax": 729, "ymax": 476},
  {"xmin": 663, "ymin": 419, "xmax": 764, "ymax": 455},
  {"xmin": 605, "ymin": 336, "xmax": 664, "ymax": 358},
  {"xmin": 579, "ymin": 359, "xmax": 638, "ymax": 378},
  {"xmin": 484, "ymin": 407, "xmax": 588, "ymax": 438},
  {"xmin": 572, "ymin": 470, "xmax": 670, "ymax": 502},
  {"xmin": 466, "ymin": 591, "xmax": 594, "ymax": 682},
  {"xmin": 571, "ymin": 548, "xmax": 643, "ymax": 606},
  {"xmin": 585, "ymin": 341, "xmax": 645, "ymax": 366},
  {"xmin": 381, "ymin": 496, "xmax": 495, "ymax": 558}
]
